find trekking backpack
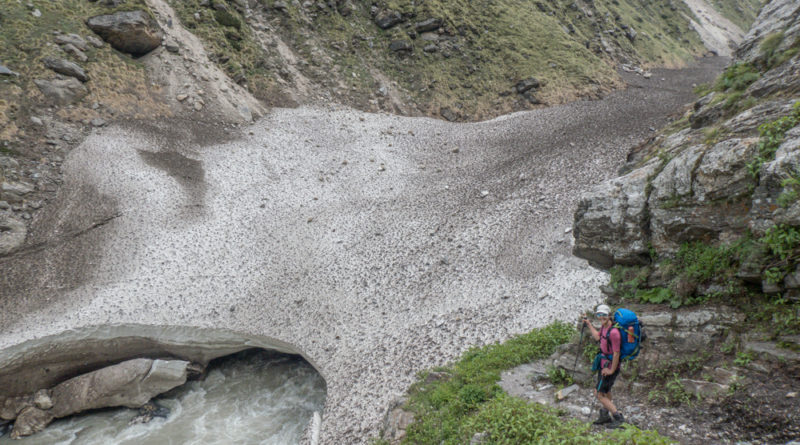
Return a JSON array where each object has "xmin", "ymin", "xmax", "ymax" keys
[{"xmin": 605, "ymin": 308, "xmax": 645, "ymax": 362}]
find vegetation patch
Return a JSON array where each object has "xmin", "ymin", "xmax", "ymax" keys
[
  {"xmin": 168, "ymin": 0, "xmax": 274, "ymax": 97},
  {"xmin": 747, "ymin": 102, "xmax": 800, "ymax": 179},
  {"xmin": 391, "ymin": 322, "xmax": 674, "ymax": 444},
  {"xmin": 0, "ymin": 0, "xmax": 169, "ymax": 133}
]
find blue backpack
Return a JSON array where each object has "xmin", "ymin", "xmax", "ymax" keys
[{"xmin": 606, "ymin": 308, "xmax": 644, "ymax": 362}]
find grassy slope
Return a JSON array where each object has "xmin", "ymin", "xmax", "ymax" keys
[
  {"xmin": 383, "ymin": 322, "xmax": 674, "ymax": 444},
  {"xmin": 167, "ymin": 0, "xmax": 759, "ymax": 120},
  {"xmin": 0, "ymin": 0, "xmax": 170, "ymax": 142}
]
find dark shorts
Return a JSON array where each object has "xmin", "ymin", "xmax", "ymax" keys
[{"xmin": 596, "ymin": 368, "xmax": 620, "ymax": 394}]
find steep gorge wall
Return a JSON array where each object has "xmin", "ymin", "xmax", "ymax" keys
[{"xmin": 573, "ymin": 0, "xmax": 800, "ymax": 305}]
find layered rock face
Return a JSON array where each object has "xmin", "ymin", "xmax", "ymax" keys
[{"xmin": 574, "ymin": 0, "xmax": 800, "ymax": 295}]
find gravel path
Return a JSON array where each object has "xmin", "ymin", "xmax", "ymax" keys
[{"xmin": 0, "ymin": 58, "xmax": 725, "ymax": 443}]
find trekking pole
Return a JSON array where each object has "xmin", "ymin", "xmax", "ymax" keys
[{"xmin": 573, "ymin": 318, "xmax": 586, "ymax": 375}]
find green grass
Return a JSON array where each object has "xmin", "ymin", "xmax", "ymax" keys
[
  {"xmin": 747, "ymin": 102, "xmax": 800, "ymax": 179},
  {"xmin": 396, "ymin": 322, "xmax": 675, "ymax": 444}
]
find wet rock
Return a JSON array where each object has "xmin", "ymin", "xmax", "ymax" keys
[
  {"xmin": 86, "ymin": 10, "xmax": 164, "ymax": 56},
  {"xmin": 374, "ymin": 9, "xmax": 403, "ymax": 29},
  {"xmin": 129, "ymin": 400, "xmax": 170, "ymax": 425},
  {"xmin": 54, "ymin": 33, "xmax": 88, "ymax": 51},
  {"xmin": 423, "ymin": 44, "xmax": 438, "ymax": 53},
  {"xmin": 0, "ymin": 214, "xmax": 26, "ymax": 256},
  {"xmin": 50, "ymin": 358, "xmax": 194, "ymax": 418},
  {"xmin": 0, "ymin": 395, "xmax": 33, "ymax": 420},
  {"xmin": 43, "ymin": 57, "xmax": 89, "ymax": 82},
  {"xmin": 9, "ymin": 407, "xmax": 53, "ymax": 439},
  {"xmin": 34, "ymin": 78, "xmax": 88, "ymax": 105}
]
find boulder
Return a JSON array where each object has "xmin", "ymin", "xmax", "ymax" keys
[
  {"xmin": 9, "ymin": 407, "xmax": 53, "ymax": 439},
  {"xmin": 0, "ymin": 214, "xmax": 26, "ymax": 256},
  {"xmin": 375, "ymin": 9, "xmax": 403, "ymax": 29},
  {"xmin": 572, "ymin": 161, "xmax": 659, "ymax": 268},
  {"xmin": 86, "ymin": 10, "xmax": 163, "ymax": 56},
  {"xmin": 0, "ymin": 395, "xmax": 32, "ymax": 420},
  {"xmin": 0, "ymin": 64, "xmax": 19, "ymax": 77},
  {"xmin": 62, "ymin": 43, "xmax": 89, "ymax": 63},
  {"xmin": 389, "ymin": 40, "xmax": 413, "ymax": 53},
  {"xmin": 54, "ymin": 33, "xmax": 88, "ymax": 51},
  {"xmin": 414, "ymin": 18, "xmax": 442, "ymax": 33},
  {"xmin": 50, "ymin": 358, "xmax": 193, "ymax": 418},
  {"xmin": 514, "ymin": 77, "xmax": 540, "ymax": 94},
  {"xmin": 33, "ymin": 78, "xmax": 88, "ymax": 105},
  {"xmin": 43, "ymin": 57, "xmax": 89, "ymax": 82}
]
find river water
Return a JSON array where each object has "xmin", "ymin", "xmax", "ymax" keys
[{"xmin": 0, "ymin": 350, "xmax": 326, "ymax": 445}]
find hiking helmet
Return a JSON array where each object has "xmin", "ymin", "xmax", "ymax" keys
[{"xmin": 595, "ymin": 304, "xmax": 611, "ymax": 317}]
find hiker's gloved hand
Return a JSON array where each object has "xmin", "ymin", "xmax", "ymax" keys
[{"xmin": 582, "ymin": 317, "xmax": 589, "ymax": 325}]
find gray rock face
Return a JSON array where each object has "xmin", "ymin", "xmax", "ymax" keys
[
  {"xmin": 573, "ymin": 2, "xmax": 800, "ymax": 269},
  {"xmin": 86, "ymin": 10, "xmax": 163, "ymax": 56},
  {"xmin": 735, "ymin": 0, "xmax": 800, "ymax": 64},
  {"xmin": 33, "ymin": 78, "xmax": 88, "ymax": 105},
  {"xmin": 43, "ymin": 57, "xmax": 89, "ymax": 82},
  {"xmin": 573, "ymin": 161, "xmax": 658, "ymax": 268}
]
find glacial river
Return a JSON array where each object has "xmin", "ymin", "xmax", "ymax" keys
[{"xmin": 0, "ymin": 350, "xmax": 326, "ymax": 445}]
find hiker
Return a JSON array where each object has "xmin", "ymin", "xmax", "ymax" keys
[{"xmin": 582, "ymin": 304, "xmax": 625, "ymax": 427}]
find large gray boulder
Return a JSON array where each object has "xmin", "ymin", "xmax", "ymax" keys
[
  {"xmin": 50, "ymin": 358, "xmax": 191, "ymax": 417},
  {"xmin": 86, "ymin": 10, "xmax": 163, "ymax": 56},
  {"xmin": 572, "ymin": 161, "xmax": 658, "ymax": 268},
  {"xmin": 33, "ymin": 78, "xmax": 88, "ymax": 105},
  {"xmin": 9, "ymin": 358, "xmax": 195, "ymax": 438}
]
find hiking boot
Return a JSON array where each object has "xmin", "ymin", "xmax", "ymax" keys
[
  {"xmin": 592, "ymin": 408, "xmax": 611, "ymax": 425},
  {"xmin": 606, "ymin": 412, "xmax": 625, "ymax": 429}
]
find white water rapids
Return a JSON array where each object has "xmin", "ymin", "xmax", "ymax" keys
[{"xmin": 0, "ymin": 350, "xmax": 326, "ymax": 445}]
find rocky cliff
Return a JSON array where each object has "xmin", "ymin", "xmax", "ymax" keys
[{"xmin": 573, "ymin": 0, "xmax": 800, "ymax": 311}]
